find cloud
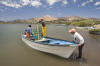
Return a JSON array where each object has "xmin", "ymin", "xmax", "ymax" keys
[
  {"xmin": 0, "ymin": 9, "xmax": 3, "ymax": 12},
  {"xmin": 21, "ymin": 0, "xmax": 42, "ymax": 7},
  {"xmin": 0, "ymin": 5, "xmax": 8, "ymax": 12},
  {"xmin": 46, "ymin": 0, "xmax": 60, "ymax": 6},
  {"xmin": 0, "ymin": 7, "xmax": 8, "ymax": 12},
  {"xmin": 46, "ymin": 0, "xmax": 68, "ymax": 6},
  {"xmin": 94, "ymin": 2, "xmax": 100, "ymax": 6},
  {"xmin": 20, "ymin": 0, "xmax": 30, "ymax": 6},
  {"xmin": 90, "ymin": 0, "xmax": 93, "ymax": 2},
  {"xmin": 0, "ymin": 1, "xmax": 21, "ymax": 8},
  {"xmin": 62, "ymin": 0, "xmax": 68, "ymax": 5},
  {"xmin": 96, "ymin": 7, "xmax": 100, "ymax": 10},
  {"xmin": 73, "ymin": 0, "xmax": 77, "ymax": 3},
  {"xmin": 81, "ymin": 0, "xmax": 94, "ymax": 6},
  {"xmin": 0, "ymin": 0, "xmax": 98, "ymax": 9},
  {"xmin": 82, "ymin": 2, "xmax": 87, "ymax": 6},
  {"xmin": 31, "ymin": 0, "xmax": 42, "ymax": 7},
  {"xmin": 0, "ymin": 0, "xmax": 42, "ymax": 8}
]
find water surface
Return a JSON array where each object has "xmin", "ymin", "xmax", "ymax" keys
[{"xmin": 0, "ymin": 24, "xmax": 100, "ymax": 66}]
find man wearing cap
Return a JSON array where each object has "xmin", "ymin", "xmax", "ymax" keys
[
  {"xmin": 69, "ymin": 29, "xmax": 84, "ymax": 59},
  {"xmin": 39, "ymin": 19, "xmax": 46, "ymax": 37}
]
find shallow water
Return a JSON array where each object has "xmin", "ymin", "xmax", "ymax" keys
[{"xmin": 0, "ymin": 24, "xmax": 100, "ymax": 66}]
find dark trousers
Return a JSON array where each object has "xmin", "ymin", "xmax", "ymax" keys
[{"xmin": 78, "ymin": 44, "xmax": 84, "ymax": 58}]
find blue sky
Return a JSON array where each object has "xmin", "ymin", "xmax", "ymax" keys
[{"xmin": 0, "ymin": 0, "xmax": 100, "ymax": 21}]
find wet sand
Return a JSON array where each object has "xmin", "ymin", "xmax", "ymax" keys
[{"xmin": 0, "ymin": 24, "xmax": 100, "ymax": 66}]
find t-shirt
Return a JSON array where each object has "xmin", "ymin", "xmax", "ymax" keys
[
  {"xmin": 26, "ymin": 27, "xmax": 32, "ymax": 35},
  {"xmin": 72, "ymin": 32, "xmax": 84, "ymax": 44}
]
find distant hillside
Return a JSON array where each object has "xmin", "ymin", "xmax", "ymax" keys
[
  {"xmin": 0, "ymin": 15, "xmax": 100, "ymax": 24},
  {"xmin": 87, "ymin": 18, "xmax": 100, "ymax": 21},
  {"xmin": 43, "ymin": 15, "xmax": 57, "ymax": 21},
  {"xmin": 66, "ymin": 16, "xmax": 83, "ymax": 21},
  {"xmin": 27, "ymin": 15, "xmax": 57, "ymax": 22},
  {"xmin": 0, "ymin": 21, "xmax": 5, "ymax": 22},
  {"xmin": 0, "ymin": 21, "xmax": 8, "ymax": 24}
]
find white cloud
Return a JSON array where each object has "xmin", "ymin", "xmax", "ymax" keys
[
  {"xmin": 81, "ymin": 0, "xmax": 94, "ymax": 6},
  {"xmin": 0, "ymin": 1, "xmax": 21, "ymax": 8},
  {"xmin": 94, "ymin": 2, "xmax": 100, "ymax": 6},
  {"xmin": 0, "ymin": 0, "xmax": 42, "ymax": 8},
  {"xmin": 46, "ymin": 0, "xmax": 68, "ymax": 6},
  {"xmin": 0, "ymin": 7, "xmax": 8, "ymax": 12},
  {"xmin": 31, "ymin": 0, "xmax": 42, "ymax": 7},
  {"xmin": 90, "ymin": 0, "xmax": 93, "ymax": 2},
  {"xmin": 62, "ymin": 0, "xmax": 68, "ymax": 5},
  {"xmin": 82, "ymin": 2, "xmax": 87, "ymax": 6},
  {"xmin": 20, "ymin": 0, "xmax": 42, "ymax": 7},
  {"xmin": 0, "ymin": 9, "xmax": 4, "ymax": 12},
  {"xmin": 96, "ymin": 7, "xmax": 100, "ymax": 10},
  {"xmin": 73, "ymin": 0, "xmax": 77, "ymax": 3},
  {"xmin": 0, "ymin": 0, "xmax": 98, "ymax": 9},
  {"xmin": 46, "ymin": 0, "xmax": 60, "ymax": 6},
  {"xmin": 20, "ymin": 0, "xmax": 30, "ymax": 6},
  {"xmin": 0, "ymin": 5, "xmax": 8, "ymax": 12}
]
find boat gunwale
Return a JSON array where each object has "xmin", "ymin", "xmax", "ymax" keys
[{"xmin": 22, "ymin": 35, "xmax": 78, "ymax": 47}]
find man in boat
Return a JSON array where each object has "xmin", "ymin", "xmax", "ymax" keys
[
  {"xmin": 26, "ymin": 24, "xmax": 32, "ymax": 39},
  {"xmin": 39, "ymin": 19, "xmax": 46, "ymax": 37},
  {"xmin": 69, "ymin": 29, "xmax": 84, "ymax": 59}
]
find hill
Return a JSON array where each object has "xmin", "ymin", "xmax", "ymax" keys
[{"xmin": 0, "ymin": 15, "xmax": 100, "ymax": 24}]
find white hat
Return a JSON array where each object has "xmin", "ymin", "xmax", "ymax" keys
[{"xmin": 69, "ymin": 29, "xmax": 76, "ymax": 33}]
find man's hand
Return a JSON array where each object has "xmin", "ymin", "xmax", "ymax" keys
[
  {"xmin": 78, "ymin": 44, "xmax": 81, "ymax": 46},
  {"xmin": 72, "ymin": 40, "xmax": 75, "ymax": 43}
]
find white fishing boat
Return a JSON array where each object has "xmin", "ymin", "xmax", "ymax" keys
[{"xmin": 22, "ymin": 35, "xmax": 78, "ymax": 59}]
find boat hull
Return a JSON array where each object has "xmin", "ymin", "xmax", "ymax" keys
[{"xmin": 22, "ymin": 37, "xmax": 77, "ymax": 59}]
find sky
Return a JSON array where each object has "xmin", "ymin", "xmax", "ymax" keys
[{"xmin": 0, "ymin": 0, "xmax": 100, "ymax": 21}]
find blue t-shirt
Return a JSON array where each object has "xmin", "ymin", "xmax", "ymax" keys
[{"xmin": 26, "ymin": 27, "xmax": 32, "ymax": 35}]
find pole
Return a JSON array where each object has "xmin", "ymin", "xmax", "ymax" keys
[{"xmin": 37, "ymin": 24, "xmax": 39, "ymax": 40}]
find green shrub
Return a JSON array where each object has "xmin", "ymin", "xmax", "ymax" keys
[
  {"xmin": 66, "ymin": 19, "xmax": 95, "ymax": 27},
  {"xmin": 66, "ymin": 22, "xmax": 72, "ymax": 25},
  {"xmin": 71, "ymin": 22, "xmax": 93, "ymax": 27},
  {"xmin": 94, "ymin": 21, "xmax": 100, "ymax": 25},
  {"xmin": 89, "ymin": 29, "xmax": 100, "ymax": 35}
]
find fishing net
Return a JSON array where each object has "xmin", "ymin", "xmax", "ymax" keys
[{"xmin": 33, "ymin": 26, "xmax": 42, "ymax": 40}]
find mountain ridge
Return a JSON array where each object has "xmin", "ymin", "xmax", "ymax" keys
[{"xmin": 1, "ymin": 15, "xmax": 100, "ymax": 24}]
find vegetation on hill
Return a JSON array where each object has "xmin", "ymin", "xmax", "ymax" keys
[
  {"xmin": 0, "ymin": 21, "xmax": 9, "ymax": 24},
  {"xmin": 66, "ymin": 19, "xmax": 100, "ymax": 27}
]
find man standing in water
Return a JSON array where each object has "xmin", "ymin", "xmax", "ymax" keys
[
  {"xmin": 69, "ymin": 29, "xmax": 84, "ymax": 59},
  {"xmin": 39, "ymin": 19, "xmax": 46, "ymax": 37}
]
